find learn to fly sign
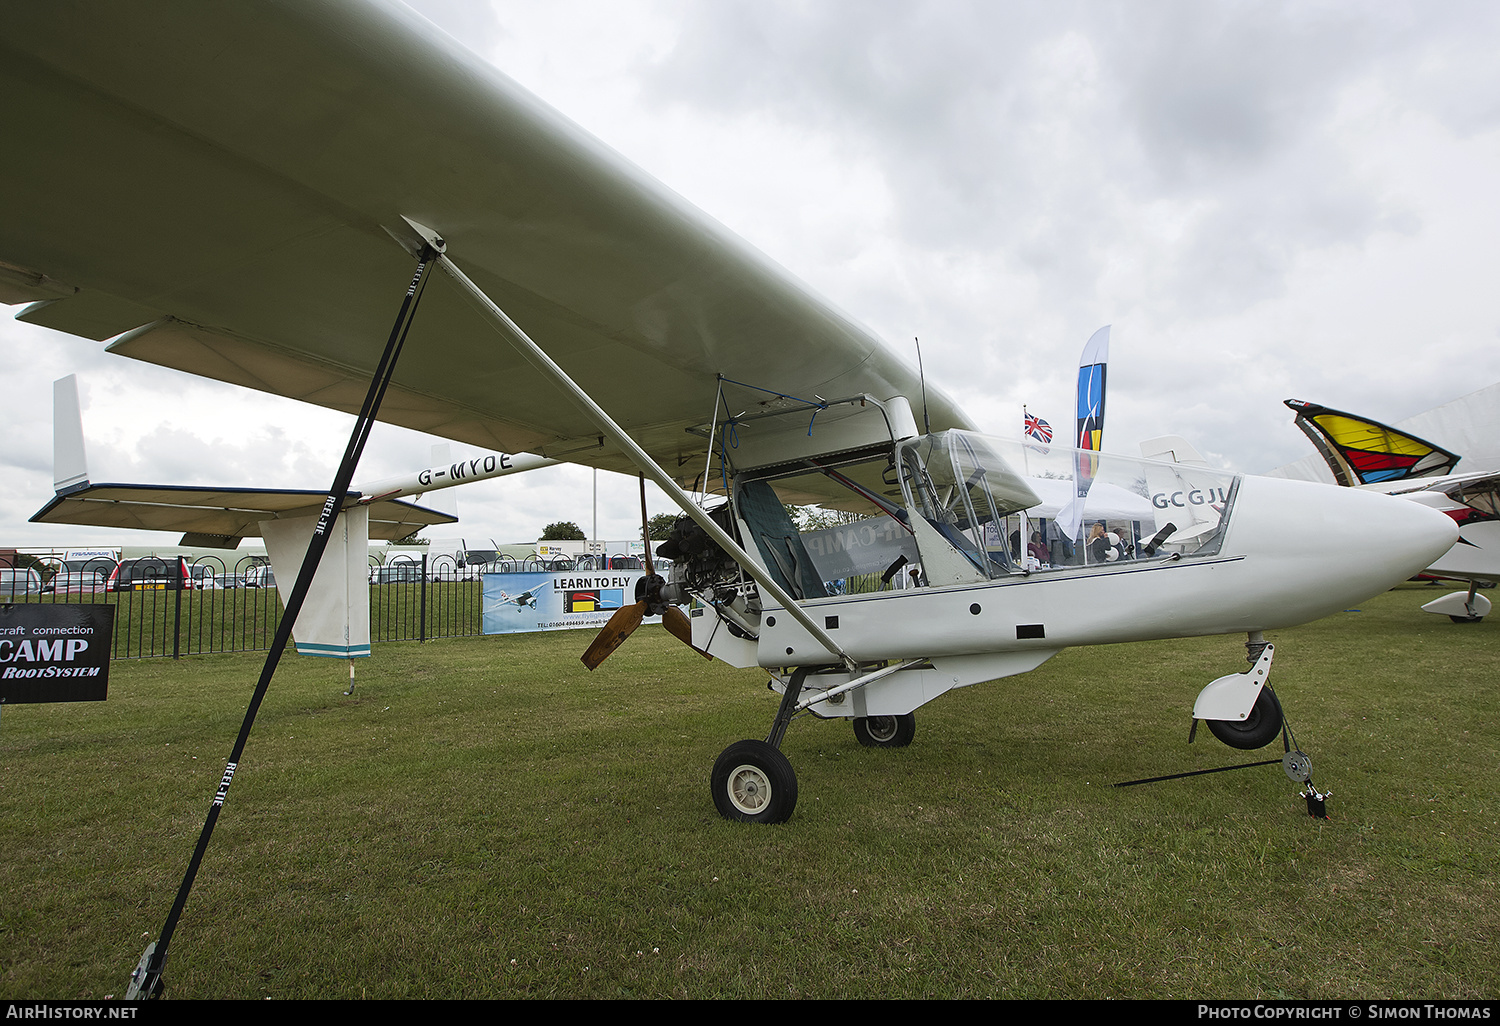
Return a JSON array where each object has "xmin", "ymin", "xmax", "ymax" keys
[
  {"xmin": 0, "ymin": 604, "xmax": 115, "ymax": 703},
  {"xmin": 481, "ymin": 571, "xmax": 658, "ymax": 635}
]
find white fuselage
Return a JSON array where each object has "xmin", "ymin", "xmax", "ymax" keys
[
  {"xmin": 357, "ymin": 451, "xmax": 557, "ymax": 503},
  {"xmin": 745, "ymin": 474, "xmax": 1458, "ymax": 667}
]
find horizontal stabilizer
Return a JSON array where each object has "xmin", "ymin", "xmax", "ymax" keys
[{"xmin": 30, "ymin": 483, "xmax": 456, "ymax": 540}]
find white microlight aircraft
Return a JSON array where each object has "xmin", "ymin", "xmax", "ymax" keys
[
  {"xmin": 32, "ymin": 375, "xmax": 555, "ymax": 658},
  {"xmin": 0, "ymin": 2, "xmax": 1458, "ymax": 831}
]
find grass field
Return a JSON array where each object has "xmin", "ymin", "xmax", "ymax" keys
[{"xmin": 1, "ymin": 584, "xmax": 1495, "ymax": 999}]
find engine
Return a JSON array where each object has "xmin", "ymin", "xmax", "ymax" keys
[{"xmin": 655, "ymin": 506, "xmax": 738, "ymax": 592}]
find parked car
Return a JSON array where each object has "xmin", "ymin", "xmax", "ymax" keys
[
  {"xmin": 42, "ymin": 569, "xmax": 107, "ymax": 594},
  {"xmin": 108, "ymin": 557, "xmax": 193, "ymax": 591},
  {"xmin": 243, "ymin": 565, "xmax": 276, "ymax": 589},
  {"xmin": 370, "ymin": 563, "xmax": 422, "ymax": 585},
  {"xmin": 62, "ymin": 557, "xmax": 118, "ymax": 577},
  {"xmin": 0, "ymin": 567, "xmax": 44, "ymax": 597}
]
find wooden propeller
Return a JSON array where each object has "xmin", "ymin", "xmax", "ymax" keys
[{"xmin": 580, "ymin": 475, "xmax": 711, "ymax": 670}]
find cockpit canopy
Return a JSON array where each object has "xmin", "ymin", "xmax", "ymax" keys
[
  {"xmin": 732, "ymin": 428, "xmax": 1243, "ymax": 595},
  {"xmin": 897, "ymin": 431, "xmax": 1043, "ymax": 553}
]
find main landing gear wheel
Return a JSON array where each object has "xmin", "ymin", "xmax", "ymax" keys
[
  {"xmin": 853, "ymin": 713, "xmax": 916, "ymax": 748},
  {"xmin": 1449, "ymin": 614, "xmax": 1485, "ymax": 624},
  {"xmin": 711, "ymin": 740, "xmax": 798, "ymax": 824},
  {"xmin": 1206, "ymin": 688, "xmax": 1284, "ymax": 751}
]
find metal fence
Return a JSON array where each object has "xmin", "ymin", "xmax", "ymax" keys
[{"xmin": 3, "ymin": 552, "xmax": 563, "ymax": 660}]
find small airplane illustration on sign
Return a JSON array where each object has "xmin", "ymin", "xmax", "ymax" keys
[{"xmin": 497, "ymin": 582, "xmax": 552, "ymax": 611}]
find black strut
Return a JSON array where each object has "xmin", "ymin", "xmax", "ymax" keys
[
  {"xmin": 126, "ymin": 246, "xmax": 439, "ymax": 999},
  {"xmin": 765, "ymin": 667, "xmax": 811, "ymax": 750}
]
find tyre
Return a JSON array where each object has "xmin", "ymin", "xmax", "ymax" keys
[
  {"xmin": 1449, "ymin": 614, "xmax": 1484, "ymax": 624},
  {"xmin": 711, "ymin": 740, "xmax": 798, "ymax": 824},
  {"xmin": 852, "ymin": 713, "xmax": 916, "ymax": 748},
  {"xmin": 1206, "ymin": 688, "xmax": 1284, "ymax": 751}
]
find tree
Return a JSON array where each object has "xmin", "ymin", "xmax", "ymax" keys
[
  {"xmin": 792, "ymin": 505, "xmax": 865, "ymax": 531},
  {"xmin": 647, "ymin": 513, "xmax": 679, "ymax": 540},
  {"xmin": 540, "ymin": 521, "xmax": 586, "ymax": 541},
  {"xmin": 14, "ymin": 552, "xmax": 55, "ymax": 583}
]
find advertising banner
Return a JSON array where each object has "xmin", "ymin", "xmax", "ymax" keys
[
  {"xmin": 0, "ymin": 603, "xmax": 115, "ymax": 703},
  {"xmin": 481, "ymin": 571, "xmax": 658, "ymax": 634},
  {"xmin": 534, "ymin": 539, "xmax": 647, "ymax": 563}
]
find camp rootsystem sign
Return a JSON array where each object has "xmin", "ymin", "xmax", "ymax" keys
[{"xmin": 0, "ymin": 604, "xmax": 114, "ymax": 703}]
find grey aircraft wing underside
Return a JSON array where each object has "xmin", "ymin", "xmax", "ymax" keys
[{"xmin": 30, "ymin": 483, "xmax": 456, "ymax": 543}]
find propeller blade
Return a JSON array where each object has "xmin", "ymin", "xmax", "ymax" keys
[
  {"xmin": 595, "ymin": 474, "xmax": 709, "ymax": 664},
  {"xmin": 580, "ymin": 601, "xmax": 646, "ymax": 670},
  {"xmin": 662, "ymin": 605, "xmax": 712, "ymax": 660}
]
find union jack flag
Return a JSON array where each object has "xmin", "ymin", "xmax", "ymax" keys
[{"xmin": 1024, "ymin": 413, "xmax": 1052, "ymax": 444}]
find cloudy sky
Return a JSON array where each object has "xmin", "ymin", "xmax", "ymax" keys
[{"xmin": 4, "ymin": 0, "xmax": 1499, "ymax": 552}]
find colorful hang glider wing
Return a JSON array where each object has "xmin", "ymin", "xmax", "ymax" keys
[
  {"xmin": 0, "ymin": 1, "xmax": 971, "ymax": 505},
  {"xmin": 1284, "ymin": 399, "xmax": 1461, "ymax": 486}
]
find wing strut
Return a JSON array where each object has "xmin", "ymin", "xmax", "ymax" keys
[
  {"xmin": 405, "ymin": 218, "xmax": 855, "ymax": 673},
  {"xmin": 126, "ymin": 243, "xmax": 442, "ymax": 1000}
]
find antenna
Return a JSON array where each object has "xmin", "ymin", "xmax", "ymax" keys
[{"xmin": 914, "ymin": 337, "xmax": 931, "ymax": 434}]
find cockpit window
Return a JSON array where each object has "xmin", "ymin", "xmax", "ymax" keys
[
  {"xmin": 733, "ymin": 429, "xmax": 1243, "ymax": 595},
  {"xmin": 894, "ymin": 430, "xmax": 1241, "ymax": 578},
  {"xmin": 893, "ymin": 432, "xmax": 1043, "ymax": 579}
]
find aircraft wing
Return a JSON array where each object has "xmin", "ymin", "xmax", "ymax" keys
[
  {"xmin": 1386, "ymin": 469, "xmax": 1500, "ymax": 502},
  {"xmin": 1385, "ymin": 471, "xmax": 1500, "ymax": 524},
  {"xmin": 0, "ymin": 1, "xmax": 971, "ymax": 504},
  {"xmin": 1438, "ymin": 474, "xmax": 1500, "ymax": 517},
  {"xmin": 29, "ymin": 484, "xmax": 456, "ymax": 544}
]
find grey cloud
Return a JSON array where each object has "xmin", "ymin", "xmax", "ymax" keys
[{"xmin": 638, "ymin": 0, "xmax": 1482, "ymax": 322}]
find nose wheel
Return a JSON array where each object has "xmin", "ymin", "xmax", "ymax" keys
[
  {"xmin": 1205, "ymin": 687, "xmax": 1284, "ymax": 750},
  {"xmin": 711, "ymin": 740, "xmax": 798, "ymax": 823},
  {"xmin": 1194, "ymin": 634, "xmax": 1285, "ymax": 751}
]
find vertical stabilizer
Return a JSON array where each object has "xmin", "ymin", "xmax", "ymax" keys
[
  {"xmin": 1139, "ymin": 435, "xmax": 1208, "ymax": 467},
  {"xmin": 53, "ymin": 375, "xmax": 89, "ymax": 491}
]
